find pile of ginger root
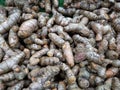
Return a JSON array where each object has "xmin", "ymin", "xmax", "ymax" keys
[{"xmin": 0, "ymin": 0, "xmax": 120, "ymax": 90}]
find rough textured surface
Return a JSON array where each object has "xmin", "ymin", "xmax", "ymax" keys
[{"xmin": 0, "ymin": 0, "xmax": 120, "ymax": 90}]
